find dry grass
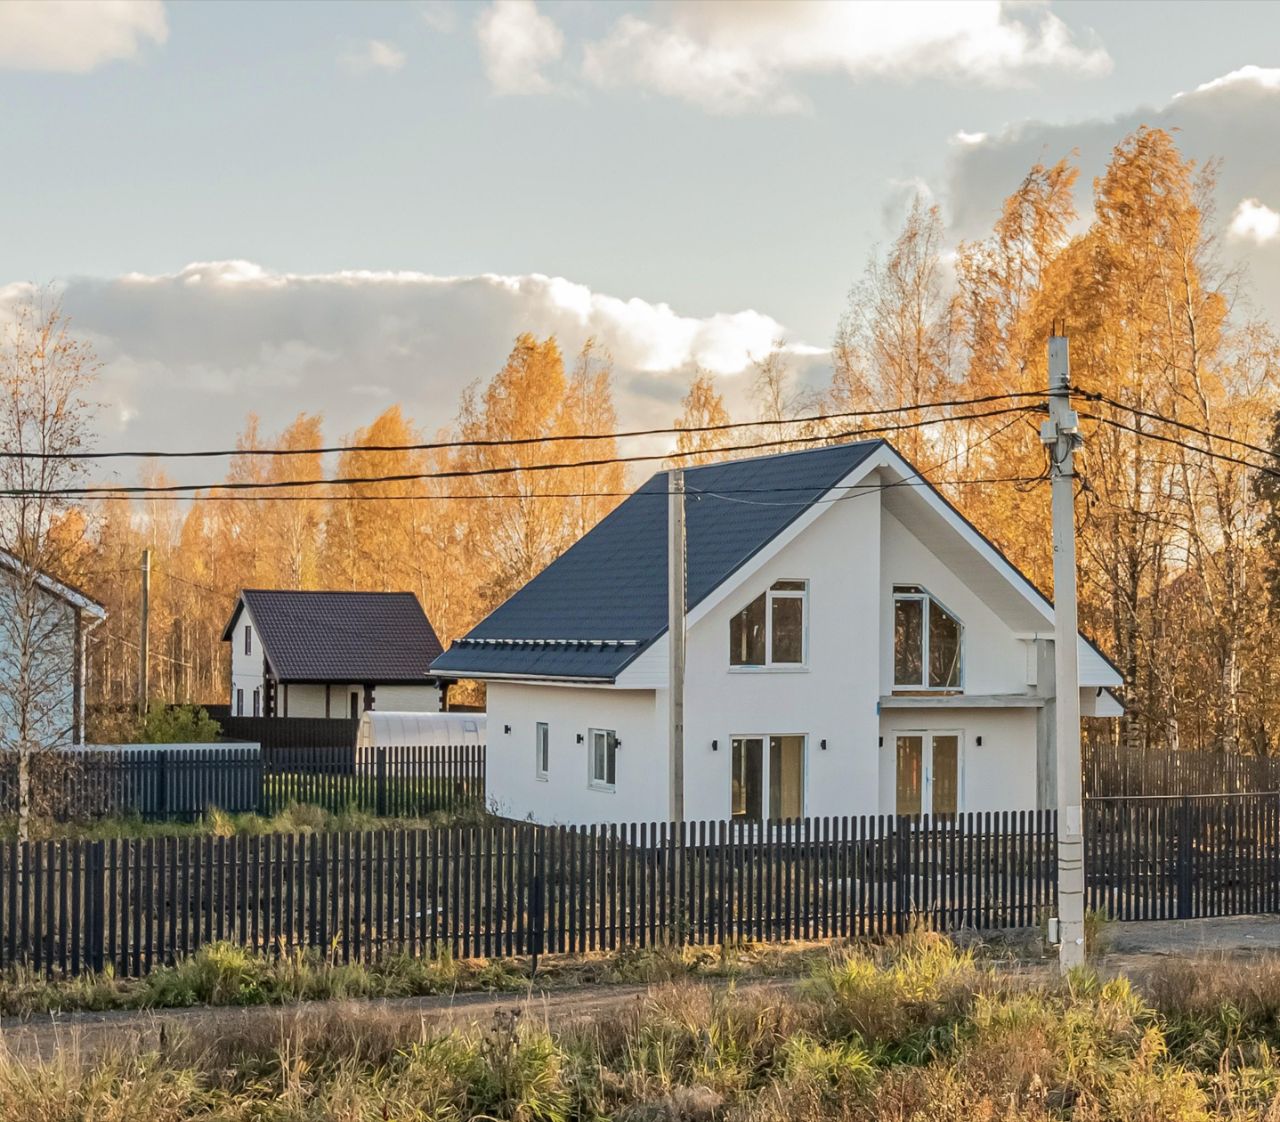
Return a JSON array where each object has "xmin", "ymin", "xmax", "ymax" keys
[{"xmin": 3, "ymin": 935, "xmax": 1279, "ymax": 1119}]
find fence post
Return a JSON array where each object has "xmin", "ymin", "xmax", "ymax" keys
[
  {"xmin": 376, "ymin": 748, "xmax": 388, "ymax": 817},
  {"xmin": 1177, "ymin": 795, "xmax": 1193, "ymax": 920},
  {"xmin": 89, "ymin": 840, "xmax": 106, "ymax": 973},
  {"xmin": 157, "ymin": 750, "xmax": 169, "ymax": 821},
  {"xmin": 895, "ymin": 816, "xmax": 910, "ymax": 935},
  {"xmin": 530, "ymin": 842, "xmax": 544, "ymax": 977}
]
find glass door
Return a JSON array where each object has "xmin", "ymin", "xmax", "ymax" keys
[
  {"xmin": 893, "ymin": 732, "xmax": 961, "ymax": 816},
  {"xmin": 731, "ymin": 735, "xmax": 805, "ymax": 820}
]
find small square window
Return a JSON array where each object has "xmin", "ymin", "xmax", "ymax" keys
[{"xmin": 535, "ymin": 722, "xmax": 549, "ymax": 780}]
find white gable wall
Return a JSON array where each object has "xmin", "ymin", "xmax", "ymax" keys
[
  {"xmin": 229, "ymin": 605, "xmax": 263, "ymax": 715},
  {"xmin": 879, "ymin": 510, "xmax": 1029, "ymax": 695}
]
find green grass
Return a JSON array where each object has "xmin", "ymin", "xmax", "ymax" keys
[
  {"xmin": 0, "ymin": 938, "xmax": 828, "ymax": 1018},
  {"xmin": 2, "ymin": 800, "xmax": 495, "ymax": 841},
  {"xmin": 0, "ymin": 934, "xmax": 1274, "ymax": 1120}
]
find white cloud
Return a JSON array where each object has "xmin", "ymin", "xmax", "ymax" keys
[
  {"xmin": 476, "ymin": 0, "xmax": 564, "ymax": 96},
  {"xmin": 0, "ymin": 0, "xmax": 167, "ymax": 73},
  {"xmin": 582, "ymin": 1, "xmax": 1110, "ymax": 115},
  {"xmin": 1187, "ymin": 64, "xmax": 1280, "ymax": 97},
  {"xmin": 340, "ymin": 38, "xmax": 407, "ymax": 73},
  {"xmin": 0, "ymin": 263, "xmax": 819, "ymax": 471},
  {"xmin": 1228, "ymin": 198, "xmax": 1280, "ymax": 245},
  {"xmin": 420, "ymin": 0, "xmax": 458, "ymax": 33},
  {"xmin": 952, "ymin": 130, "xmax": 989, "ymax": 146}
]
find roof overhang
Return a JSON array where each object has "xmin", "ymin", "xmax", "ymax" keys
[{"xmin": 0, "ymin": 550, "xmax": 106, "ymax": 618}]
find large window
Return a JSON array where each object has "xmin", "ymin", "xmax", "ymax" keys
[
  {"xmin": 588, "ymin": 728, "xmax": 617, "ymax": 791},
  {"xmin": 535, "ymin": 722, "xmax": 549, "ymax": 780},
  {"xmin": 893, "ymin": 585, "xmax": 962, "ymax": 689},
  {"xmin": 729, "ymin": 580, "xmax": 807, "ymax": 667},
  {"xmin": 731, "ymin": 735, "xmax": 805, "ymax": 821}
]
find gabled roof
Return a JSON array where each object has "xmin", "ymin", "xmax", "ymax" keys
[
  {"xmin": 0, "ymin": 549, "xmax": 106, "ymax": 617},
  {"xmin": 223, "ymin": 590, "xmax": 445, "ymax": 683},
  {"xmin": 431, "ymin": 441, "xmax": 883, "ymax": 681}
]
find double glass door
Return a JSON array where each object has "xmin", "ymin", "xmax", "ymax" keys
[
  {"xmin": 731, "ymin": 735, "xmax": 805, "ymax": 821},
  {"xmin": 891, "ymin": 732, "xmax": 960, "ymax": 817}
]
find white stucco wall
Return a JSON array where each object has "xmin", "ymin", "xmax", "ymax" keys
[
  {"xmin": 374, "ymin": 684, "xmax": 442, "ymax": 712},
  {"xmin": 229, "ymin": 607, "xmax": 263, "ymax": 715},
  {"xmin": 484, "ymin": 683, "xmax": 664, "ymax": 823},
  {"xmin": 876, "ymin": 708, "xmax": 1039, "ymax": 815}
]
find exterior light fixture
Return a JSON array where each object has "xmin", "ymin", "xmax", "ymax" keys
[
  {"xmin": 820, "ymin": 739, "xmax": 828, "ymax": 750},
  {"xmin": 711, "ymin": 739, "xmax": 718, "ymax": 751}
]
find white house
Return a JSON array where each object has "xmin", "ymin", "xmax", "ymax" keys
[
  {"xmin": 432, "ymin": 440, "xmax": 1122, "ymax": 825},
  {"xmin": 0, "ymin": 550, "xmax": 106, "ymax": 747},
  {"xmin": 222, "ymin": 590, "xmax": 451, "ymax": 718}
]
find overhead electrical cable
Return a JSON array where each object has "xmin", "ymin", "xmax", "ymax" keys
[
  {"xmin": 0, "ymin": 391, "xmax": 1042, "ymax": 462},
  {"xmin": 1, "ymin": 405, "xmax": 1043, "ymax": 498}
]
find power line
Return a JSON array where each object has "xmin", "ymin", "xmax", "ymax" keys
[
  {"xmin": 7, "ymin": 405, "xmax": 1042, "ymax": 499},
  {"xmin": 1082, "ymin": 390, "xmax": 1280, "ymax": 466},
  {"xmin": 1081, "ymin": 412, "xmax": 1280, "ymax": 479},
  {"xmin": 2, "ymin": 391, "xmax": 1041, "ymax": 462}
]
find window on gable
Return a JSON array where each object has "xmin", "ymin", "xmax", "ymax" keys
[
  {"xmin": 244, "ymin": 625, "xmax": 252, "ymax": 656},
  {"xmin": 729, "ymin": 580, "xmax": 807, "ymax": 667},
  {"xmin": 893, "ymin": 585, "xmax": 962, "ymax": 689}
]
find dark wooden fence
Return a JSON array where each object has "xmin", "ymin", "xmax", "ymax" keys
[
  {"xmin": 1086, "ymin": 793, "xmax": 1280, "ymax": 921},
  {"xmin": 0, "ymin": 811, "xmax": 1055, "ymax": 977},
  {"xmin": 217, "ymin": 716, "xmax": 359, "ymax": 751},
  {"xmin": 0, "ymin": 745, "xmax": 486, "ymax": 823},
  {"xmin": 1084, "ymin": 742, "xmax": 1280, "ymax": 797}
]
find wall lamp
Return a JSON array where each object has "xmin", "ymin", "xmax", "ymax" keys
[
  {"xmin": 711, "ymin": 739, "xmax": 718, "ymax": 751},
  {"xmin": 820, "ymin": 739, "xmax": 828, "ymax": 751},
  {"xmin": 576, "ymin": 733, "xmax": 584, "ymax": 744},
  {"xmin": 503, "ymin": 724, "xmax": 511, "ymax": 735}
]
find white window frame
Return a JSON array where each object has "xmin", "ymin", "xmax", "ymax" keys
[
  {"xmin": 729, "ymin": 579, "xmax": 809, "ymax": 671},
  {"xmin": 244, "ymin": 624, "xmax": 252, "ymax": 656},
  {"xmin": 892, "ymin": 585, "xmax": 964, "ymax": 691},
  {"xmin": 886, "ymin": 728, "xmax": 965, "ymax": 816},
  {"xmin": 236, "ymin": 687, "xmax": 244, "ymax": 716},
  {"xmin": 728, "ymin": 733, "xmax": 808, "ymax": 821},
  {"xmin": 535, "ymin": 721, "xmax": 549, "ymax": 781},
  {"xmin": 587, "ymin": 727, "xmax": 617, "ymax": 792}
]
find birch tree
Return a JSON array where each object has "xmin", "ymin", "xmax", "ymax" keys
[{"xmin": 0, "ymin": 298, "xmax": 99, "ymax": 839}]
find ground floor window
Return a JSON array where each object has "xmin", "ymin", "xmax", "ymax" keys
[
  {"xmin": 236, "ymin": 688, "xmax": 244, "ymax": 716},
  {"xmin": 889, "ymin": 731, "xmax": 960, "ymax": 816},
  {"xmin": 252, "ymin": 688, "xmax": 260, "ymax": 717},
  {"xmin": 731, "ymin": 735, "xmax": 805, "ymax": 820},
  {"xmin": 535, "ymin": 721, "xmax": 549, "ymax": 780},
  {"xmin": 588, "ymin": 728, "xmax": 617, "ymax": 790}
]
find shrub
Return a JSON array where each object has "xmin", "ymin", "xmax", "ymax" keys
[{"xmin": 141, "ymin": 704, "xmax": 220, "ymax": 744}]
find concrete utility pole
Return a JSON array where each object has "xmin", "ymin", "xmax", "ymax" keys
[
  {"xmin": 139, "ymin": 548, "xmax": 151, "ymax": 720},
  {"xmin": 668, "ymin": 468, "xmax": 686, "ymax": 822},
  {"xmin": 1040, "ymin": 333, "xmax": 1086, "ymax": 970}
]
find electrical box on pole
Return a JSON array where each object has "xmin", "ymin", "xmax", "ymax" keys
[
  {"xmin": 1040, "ymin": 333, "xmax": 1086, "ymax": 970},
  {"xmin": 668, "ymin": 468, "xmax": 686, "ymax": 822}
]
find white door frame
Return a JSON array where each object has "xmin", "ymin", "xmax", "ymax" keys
[{"xmin": 884, "ymin": 729, "xmax": 964, "ymax": 815}]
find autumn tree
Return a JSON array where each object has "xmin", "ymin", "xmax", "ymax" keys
[
  {"xmin": 670, "ymin": 370, "xmax": 733, "ymax": 465},
  {"xmin": 0, "ymin": 299, "xmax": 99, "ymax": 839},
  {"xmin": 750, "ymin": 345, "xmax": 820, "ymax": 452},
  {"xmin": 832, "ymin": 194, "xmax": 955, "ymax": 464}
]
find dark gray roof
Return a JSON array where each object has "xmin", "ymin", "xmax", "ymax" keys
[
  {"xmin": 223, "ymin": 590, "xmax": 445, "ymax": 683},
  {"xmin": 431, "ymin": 440, "xmax": 882, "ymax": 681}
]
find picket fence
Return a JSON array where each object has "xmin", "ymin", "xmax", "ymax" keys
[
  {"xmin": 0, "ymin": 745, "xmax": 487, "ymax": 823},
  {"xmin": 0, "ymin": 811, "xmax": 1054, "ymax": 977}
]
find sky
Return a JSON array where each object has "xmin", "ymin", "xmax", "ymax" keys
[{"xmin": 1, "ymin": 0, "xmax": 1279, "ymax": 481}]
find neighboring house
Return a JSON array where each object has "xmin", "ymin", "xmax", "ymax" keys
[
  {"xmin": 221, "ymin": 590, "xmax": 450, "ymax": 718},
  {"xmin": 432, "ymin": 440, "xmax": 1123, "ymax": 825},
  {"xmin": 0, "ymin": 550, "xmax": 106, "ymax": 747}
]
